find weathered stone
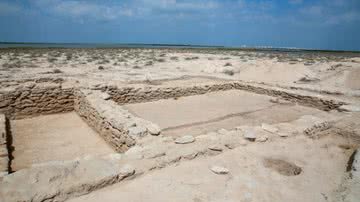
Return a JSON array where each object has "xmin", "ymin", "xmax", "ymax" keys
[
  {"xmin": 100, "ymin": 93, "xmax": 111, "ymax": 100},
  {"xmin": 210, "ymin": 166, "xmax": 229, "ymax": 175},
  {"xmin": 0, "ymin": 155, "xmax": 135, "ymax": 202},
  {"xmin": 269, "ymin": 98, "xmax": 293, "ymax": 105},
  {"xmin": 74, "ymin": 90, "xmax": 137, "ymax": 152},
  {"xmin": 128, "ymin": 126, "xmax": 147, "ymax": 137},
  {"xmin": 339, "ymin": 104, "xmax": 360, "ymax": 112},
  {"xmin": 243, "ymin": 128, "xmax": 256, "ymax": 141},
  {"xmin": 278, "ymin": 133, "xmax": 289, "ymax": 137},
  {"xmin": 146, "ymin": 122, "xmax": 161, "ymax": 136},
  {"xmin": 256, "ymin": 135, "xmax": 269, "ymax": 142},
  {"xmin": 208, "ymin": 145, "xmax": 223, "ymax": 151},
  {"xmin": 261, "ymin": 123, "xmax": 278, "ymax": 133},
  {"xmin": 175, "ymin": 135, "xmax": 195, "ymax": 144}
]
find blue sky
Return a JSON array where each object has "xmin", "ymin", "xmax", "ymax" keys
[{"xmin": 0, "ymin": 0, "xmax": 360, "ymax": 50}]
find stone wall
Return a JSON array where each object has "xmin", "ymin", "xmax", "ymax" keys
[
  {"xmin": 74, "ymin": 90, "xmax": 138, "ymax": 152},
  {"xmin": 105, "ymin": 81, "xmax": 346, "ymax": 111},
  {"xmin": 232, "ymin": 82, "xmax": 346, "ymax": 111},
  {"xmin": 107, "ymin": 83, "xmax": 234, "ymax": 104},
  {"xmin": 0, "ymin": 83, "xmax": 74, "ymax": 119},
  {"xmin": 0, "ymin": 114, "xmax": 9, "ymax": 177}
]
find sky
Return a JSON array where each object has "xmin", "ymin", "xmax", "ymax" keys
[{"xmin": 0, "ymin": 0, "xmax": 360, "ymax": 51}]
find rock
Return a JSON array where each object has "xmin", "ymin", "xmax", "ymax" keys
[
  {"xmin": 278, "ymin": 133, "xmax": 289, "ymax": 137},
  {"xmin": 208, "ymin": 145, "xmax": 223, "ymax": 151},
  {"xmin": 243, "ymin": 128, "xmax": 256, "ymax": 141},
  {"xmin": 210, "ymin": 166, "xmax": 229, "ymax": 175},
  {"xmin": 100, "ymin": 93, "xmax": 111, "ymax": 100},
  {"xmin": 269, "ymin": 98, "xmax": 293, "ymax": 105},
  {"xmin": 303, "ymin": 121, "xmax": 332, "ymax": 138},
  {"xmin": 339, "ymin": 104, "xmax": 360, "ymax": 112},
  {"xmin": 175, "ymin": 135, "xmax": 195, "ymax": 144},
  {"xmin": 296, "ymin": 76, "xmax": 320, "ymax": 83},
  {"xmin": 128, "ymin": 126, "xmax": 147, "ymax": 137},
  {"xmin": 256, "ymin": 135, "xmax": 269, "ymax": 142},
  {"xmin": 146, "ymin": 123, "xmax": 161, "ymax": 136},
  {"xmin": 125, "ymin": 120, "xmax": 137, "ymax": 128},
  {"xmin": 261, "ymin": 123, "xmax": 278, "ymax": 133},
  {"xmin": 119, "ymin": 164, "xmax": 136, "ymax": 176}
]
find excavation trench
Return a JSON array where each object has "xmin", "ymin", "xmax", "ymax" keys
[
  {"xmin": 0, "ymin": 79, "xmax": 358, "ymax": 202},
  {"xmin": 0, "ymin": 80, "xmax": 349, "ymax": 173}
]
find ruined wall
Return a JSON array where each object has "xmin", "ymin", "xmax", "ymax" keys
[
  {"xmin": 106, "ymin": 81, "xmax": 346, "ymax": 111},
  {"xmin": 232, "ymin": 82, "xmax": 346, "ymax": 111},
  {"xmin": 0, "ymin": 83, "xmax": 74, "ymax": 119},
  {"xmin": 74, "ymin": 90, "xmax": 136, "ymax": 152},
  {"xmin": 107, "ymin": 83, "xmax": 234, "ymax": 104},
  {"xmin": 0, "ymin": 114, "xmax": 9, "ymax": 177}
]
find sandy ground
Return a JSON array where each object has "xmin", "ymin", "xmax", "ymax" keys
[
  {"xmin": 68, "ymin": 135, "xmax": 352, "ymax": 202},
  {"xmin": 125, "ymin": 90, "xmax": 326, "ymax": 137},
  {"xmin": 11, "ymin": 112, "xmax": 114, "ymax": 171},
  {"xmin": 1, "ymin": 48, "xmax": 359, "ymax": 93}
]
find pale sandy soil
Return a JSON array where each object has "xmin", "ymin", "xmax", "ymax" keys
[
  {"xmin": 0, "ymin": 48, "xmax": 359, "ymax": 93},
  {"xmin": 11, "ymin": 112, "xmax": 114, "ymax": 171},
  {"xmin": 125, "ymin": 89, "xmax": 326, "ymax": 137},
  {"xmin": 68, "ymin": 135, "xmax": 352, "ymax": 202}
]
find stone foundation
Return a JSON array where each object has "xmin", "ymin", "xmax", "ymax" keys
[
  {"xmin": 105, "ymin": 81, "xmax": 346, "ymax": 111},
  {"xmin": 0, "ymin": 114, "xmax": 9, "ymax": 177},
  {"xmin": 0, "ymin": 83, "xmax": 74, "ymax": 119},
  {"xmin": 74, "ymin": 90, "xmax": 135, "ymax": 152}
]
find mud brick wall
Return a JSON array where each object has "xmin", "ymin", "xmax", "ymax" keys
[
  {"xmin": 0, "ymin": 114, "xmax": 9, "ymax": 177},
  {"xmin": 0, "ymin": 83, "xmax": 74, "ymax": 119},
  {"xmin": 74, "ymin": 90, "xmax": 136, "ymax": 152}
]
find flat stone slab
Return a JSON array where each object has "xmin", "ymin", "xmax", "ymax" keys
[{"xmin": 175, "ymin": 135, "xmax": 195, "ymax": 144}]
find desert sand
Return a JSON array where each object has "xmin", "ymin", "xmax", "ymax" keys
[{"xmin": 0, "ymin": 48, "xmax": 360, "ymax": 202}]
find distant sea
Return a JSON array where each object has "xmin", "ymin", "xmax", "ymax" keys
[
  {"xmin": 0, "ymin": 42, "xmax": 358, "ymax": 53},
  {"xmin": 0, "ymin": 42, "xmax": 224, "ymax": 49}
]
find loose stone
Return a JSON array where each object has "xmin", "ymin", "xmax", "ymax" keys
[
  {"xmin": 208, "ymin": 145, "xmax": 223, "ymax": 151},
  {"xmin": 175, "ymin": 135, "xmax": 195, "ymax": 144},
  {"xmin": 210, "ymin": 166, "xmax": 229, "ymax": 175}
]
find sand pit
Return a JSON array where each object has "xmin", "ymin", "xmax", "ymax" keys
[
  {"xmin": 11, "ymin": 112, "xmax": 114, "ymax": 171},
  {"xmin": 124, "ymin": 90, "xmax": 325, "ymax": 136}
]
